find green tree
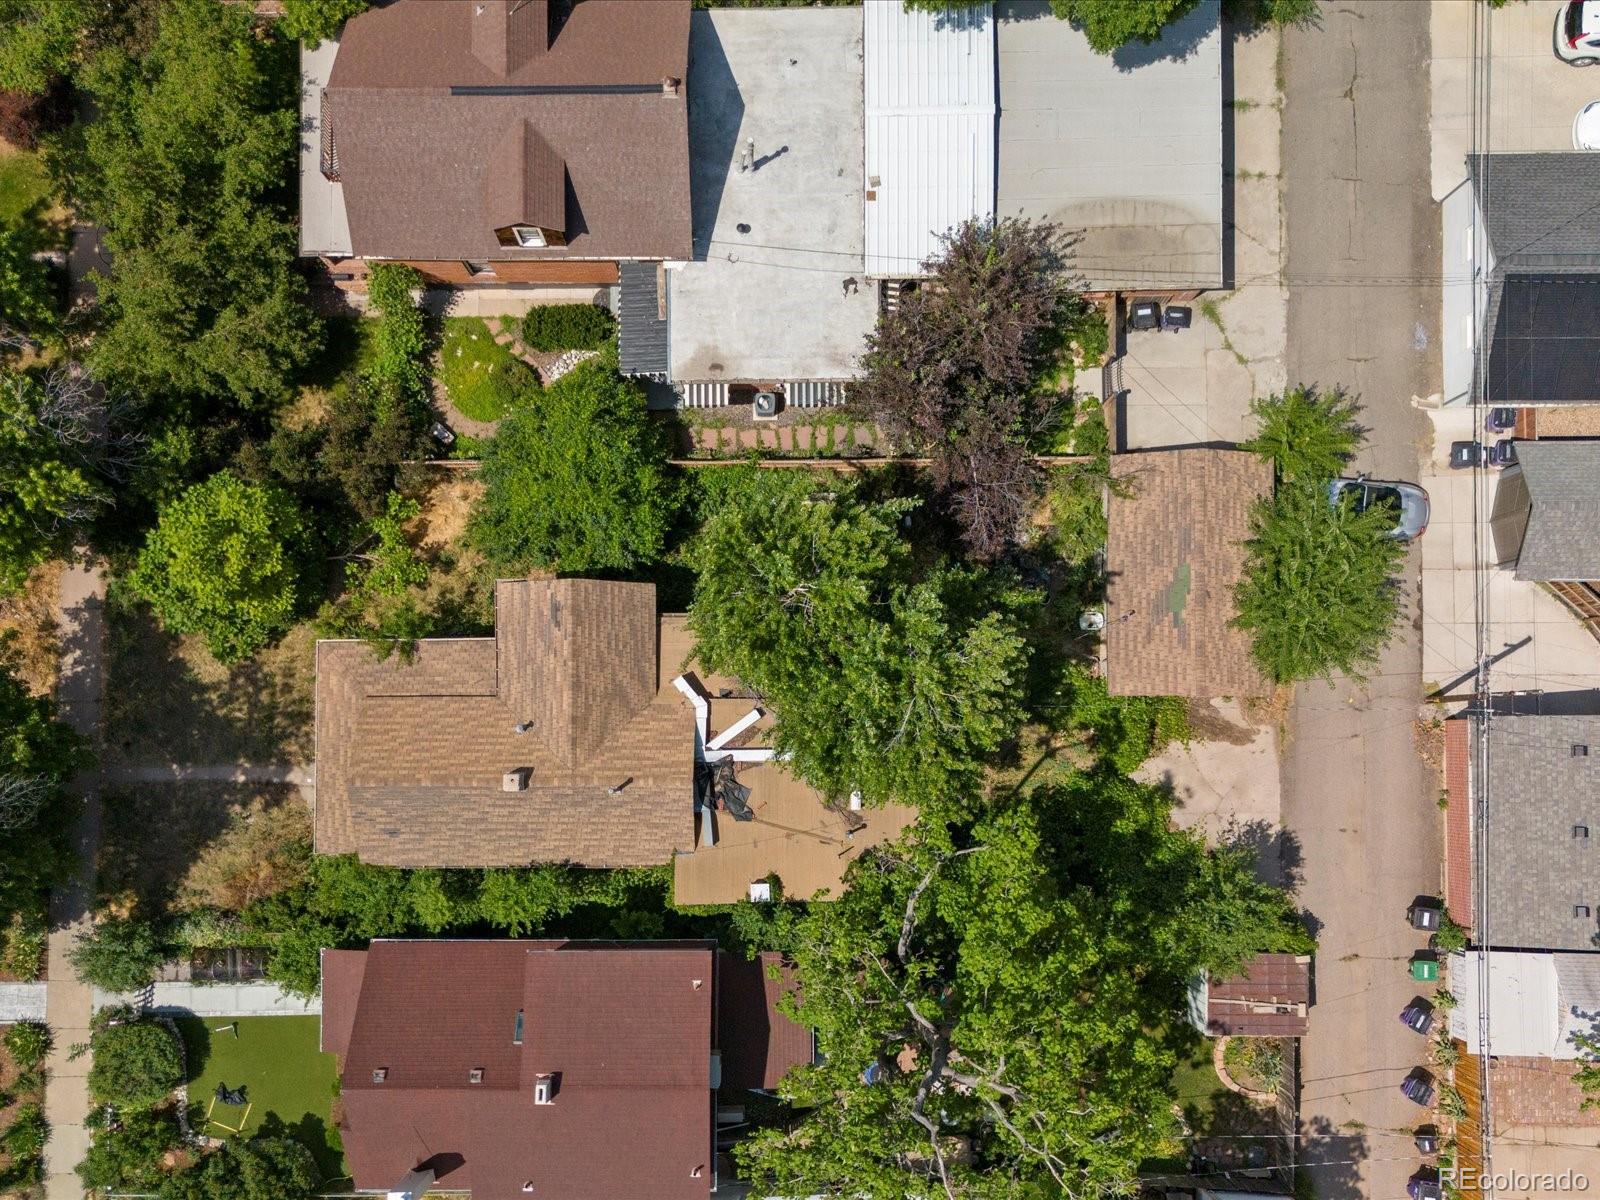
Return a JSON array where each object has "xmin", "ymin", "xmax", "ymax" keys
[
  {"xmin": 1244, "ymin": 386, "xmax": 1363, "ymax": 485},
  {"xmin": 128, "ymin": 472, "xmax": 310, "ymax": 664},
  {"xmin": 0, "ymin": 644, "xmax": 83, "ymax": 929},
  {"xmin": 1233, "ymin": 480, "xmax": 1406, "ymax": 683},
  {"xmin": 1048, "ymin": 0, "xmax": 1197, "ymax": 53},
  {"xmin": 689, "ymin": 470, "xmax": 1032, "ymax": 813},
  {"xmin": 0, "ymin": 368, "xmax": 104, "ymax": 593},
  {"xmin": 278, "ymin": 0, "xmax": 370, "ymax": 47},
  {"xmin": 317, "ymin": 492, "xmax": 432, "ymax": 658},
  {"xmin": 69, "ymin": 914, "xmax": 169, "ymax": 992},
  {"xmin": 87, "ymin": 1011, "xmax": 183, "ymax": 1110},
  {"xmin": 159, "ymin": 1135, "xmax": 319, "ymax": 1200},
  {"xmin": 363, "ymin": 263, "xmax": 428, "ymax": 409},
  {"xmin": 78, "ymin": 1105, "xmax": 185, "ymax": 1194},
  {"xmin": 0, "ymin": 0, "xmax": 95, "ymax": 93},
  {"xmin": 471, "ymin": 360, "xmax": 679, "ymax": 573},
  {"xmin": 2, "ymin": 1021, "xmax": 50, "ymax": 1070},
  {"xmin": 0, "ymin": 223, "xmax": 57, "ymax": 347},
  {"xmin": 736, "ymin": 774, "xmax": 1310, "ymax": 1198},
  {"xmin": 63, "ymin": 0, "xmax": 318, "ymax": 408}
]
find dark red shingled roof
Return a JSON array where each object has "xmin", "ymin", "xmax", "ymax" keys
[
  {"xmin": 326, "ymin": 940, "xmax": 715, "ymax": 1200},
  {"xmin": 716, "ymin": 952, "xmax": 815, "ymax": 1091},
  {"xmin": 1206, "ymin": 952, "xmax": 1312, "ymax": 1037}
]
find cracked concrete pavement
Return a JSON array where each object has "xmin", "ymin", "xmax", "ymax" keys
[
  {"xmin": 1121, "ymin": 24, "xmax": 1288, "ymax": 450},
  {"xmin": 1279, "ymin": 6, "xmax": 1443, "ymax": 1200}
]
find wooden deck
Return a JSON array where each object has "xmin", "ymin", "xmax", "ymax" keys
[{"xmin": 1454, "ymin": 1046, "xmax": 1486, "ymax": 1200}]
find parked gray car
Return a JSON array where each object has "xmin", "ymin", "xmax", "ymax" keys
[{"xmin": 1328, "ymin": 476, "xmax": 1430, "ymax": 542}]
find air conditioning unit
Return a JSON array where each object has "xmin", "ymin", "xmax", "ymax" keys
[{"xmin": 752, "ymin": 390, "xmax": 780, "ymax": 420}]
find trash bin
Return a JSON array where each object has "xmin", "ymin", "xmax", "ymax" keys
[
  {"xmin": 1128, "ymin": 300, "xmax": 1161, "ymax": 331},
  {"xmin": 1410, "ymin": 956, "xmax": 1438, "ymax": 983}
]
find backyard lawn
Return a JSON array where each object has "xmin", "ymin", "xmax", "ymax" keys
[
  {"xmin": 0, "ymin": 149, "xmax": 52, "ymax": 225},
  {"xmin": 178, "ymin": 1016, "xmax": 344, "ymax": 1183},
  {"xmin": 438, "ymin": 316, "xmax": 540, "ymax": 422}
]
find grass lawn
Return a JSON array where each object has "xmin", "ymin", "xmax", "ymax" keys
[
  {"xmin": 0, "ymin": 149, "xmax": 52, "ymax": 225},
  {"xmin": 438, "ymin": 316, "xmax": 540, "ymax": 422},
  {"xmin": 178, "ymin": 1016, "xmax": 345, "ymax": 1184}
]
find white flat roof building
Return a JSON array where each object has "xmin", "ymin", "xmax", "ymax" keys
[
  {"xmin": 863, "ymin": 1, "xmax": 996, "ymax": 278},
  {"xmin": 1448, "ymin": 950, "xmax": 1600, "ymax": 1059}
]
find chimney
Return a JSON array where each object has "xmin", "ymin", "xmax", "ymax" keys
[{"xmin": 503, "ymin": 768, "xmax": 531, "ymax": 792}]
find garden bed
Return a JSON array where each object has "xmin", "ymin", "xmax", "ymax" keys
[
  {"xmin": 436, "ymin": 317, "xmax": 540, "ymax": 424},
  {"xmin": 0, "ymin": 1024, "xmax": 48, "ymax": 1194},
  {"xmin": 177, "ymin": 1015, "xmax": 344, "ymax": 1184}
]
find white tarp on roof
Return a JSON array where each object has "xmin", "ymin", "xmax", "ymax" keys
[
  {"xmin": 1448, "ymin": 950, "xmax": 1580, "ymax": 1058},
  {"xmin": 863, "ymin": 1, "xmax": 995, "ymax": 278}
]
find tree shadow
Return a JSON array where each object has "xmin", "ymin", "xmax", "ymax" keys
[
  {"xmin": 1221, "ymin": 817, "xmax": 1305, "ymax": 891},
  {"xmin": 1297, "ymin": 1113, "xmax": 1369, "ymax": 1200}
]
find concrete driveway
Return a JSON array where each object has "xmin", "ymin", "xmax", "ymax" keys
[
  {"xmin": 1280, "ymin": 6, "xmax": 1443, "ymax": 1200},
  {"xmin": 1430, "ymin": 0, "xmax": 1600, "ymax": 199}
]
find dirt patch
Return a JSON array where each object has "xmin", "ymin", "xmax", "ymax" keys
[
  {"xmin": 99, "ymin": 782, "xmax": 303, "ymax": 916},
  {"xmin": 105, "ymin": 607, "xmax": 316, "ymax": 767},
  {"xmin": 1414, "ymin": 709, "xmax": 1446, "ymax": 777},
  {"xmin": 0, "ymin": 562, "xmax": 60, "ymax": 698},
  {"xmin": 411, "ymin": 471, "xmax": 484, "ymax": 553},
  {"xmin": 1185, "ymin": 698, "xmax": 1259, "ymax": 746}
]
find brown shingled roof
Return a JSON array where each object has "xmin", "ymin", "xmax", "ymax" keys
[
  {"xmin": 314, "ymin": 579, "xmax": 696, "ymax": 868},
  {"xmin": 323, "ymin": 0, "xmax": 691, "ymax": 262},
  {"xmin": 1206, "ymin": 952, "xmax": 1312, "ymax": 1037},
  {"xmin": 328, "ymin": 940, "xmax": 715, "ymax": 1199},
  {"xmin": 1104, "ymin": 449, "xmax": 1272, "ymax": 699}
]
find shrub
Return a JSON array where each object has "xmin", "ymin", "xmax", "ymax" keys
[
  {"xmin": 1434, "ymin": 913, "xmax": 1470, "ymax": 953},
  {"xmin": 362, "ymin": 263, "xmax": 427, "ymax": 407},
  {"xmin": 3, "ymin": 1021, "xmax": 50, "ymax": 1070},
  {"xmin": 178, "ymin": 798, "xmax": 311, "ymax": 912},
  {"xmin": 3, "ymin": 1101, "xmax": 45, "ymax": 1159},
  {"xmin": 470, "ymin": 360, "xmax": 679, "ymax": 572},
  {"xmin": 0, "ymin": 82, "xmax": 71, "ymax": 150},
  {"xmin": 520, "ymin": 303, "xmax": 616, "ymax": 352},
  {"xmin": 0, "ymin": 910, "xmax": 45, "ymax": 980},
  {"xmin": 438, "ymin": 317, "xmax": 540, "ymax": 422},
  {"xmin": 1244, "ymin": 386, "xmax": 1363, "ymax": 485},
  {"xmin": 78, "ymin": 1105, "xmax": 184, "ymax": 1193},
  {"xmin": 87, "ymin": 1012, "xmax": 183, "ymax": 1110},
  {"xmin": 69, "ymin": 915, "xmax": 170, "ymax": 993},
  {"xmin": 127, "ymin": 472, "xmax": 310, "ymax": 664}
]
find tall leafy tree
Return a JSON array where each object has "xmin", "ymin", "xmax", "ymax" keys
[
  {"xmin": 1047, "ymin": 0, "xmax": 1197, "ymax": 52},
  {"xmin": 853, "ymin": 218, "xmax": 1068, "ymax": 559},
  {"xmin": 1232, "ymin": 480, "xmax": 1406, "ymax": 683},
  {"xmin": 0, "ymin": 643, "xmax": 83, "ymax": 928},
  {"xmin": 60, "ymin": 0, "xmax": 318, "ymax": 408},
  {"xmin": 159, "ymin": 1137, "xmax": 320, "ymax": 1200},
  {"xmin": 689, "ymin": 470, "xmax": 1032, "ymax": 813},
  {"xmin": 278, "ymin": 0, "xmax": 370, "ymax": 47},
  {"xmin": 0, "ymin": 0, "xmax": 97, "ymax": 93},
  {"xmin": 0, "ymin": 368, "xmax": 104, "ymax": 593},
  {"xmin": 1244, "ymin": 386, "xmax": 1363, "ymax": 485},
  {"xmin": 736, "ymin": 773, "xmax": 1311, "ymax": 1199},
  {"xmin": 471, "ymin": 359, "xmax": 679, "ymax": 574},
  {"xmin": 127, "ymin": 471, "xmax": 310, "ymax": 664},
  {"xmin": 87, "ymin": 1010, "xmax": 184, "ymax": 1111},
  {"xmin": 0, "ymin": 223, "xmax": 57, "ymax": 348}
]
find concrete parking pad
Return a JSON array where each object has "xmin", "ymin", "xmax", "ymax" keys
[{"xmin": 1430, "ymin": 0, "xmax": 1600, "ymax": 199}]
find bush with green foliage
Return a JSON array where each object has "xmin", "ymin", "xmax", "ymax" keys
[
  {"xmin": 3, "ymin": 1101, "xmax": 45, "ymax": 1160},
  {"xmin": 0, "ymin": 0, "xmax": 96, "ymax": 92},
  {"xmin": 0, "ymin": 910, "xmax": 45, "ymax": 980},
  {"xmin": 471, "ymin": 359, "xmax": 679, "ymax": 573},
  {"xmin": 128, "ymin": 471, "xmax": 310, "ymax": 664},
  {"xmin": 1233, "ymin": 480, "xmax": 1406, "ymax": 684},
  {"xmin": 0, "ymin": 644, "xmax": 83, "ymax": 931},
  {"xmin": 69, "ymin": 914, "xmax": 170, "ymax": 993},
  {"xmin": 316, "ymin": 492, "xmax": 434, "ymax": 658},
  {"xmin": 1244, "ymin": 386, "xmax": 1363, "ymax": 485},
  {"xmin": 1434, "ymin": 912, "xmax": 1470, "ymax": 953},
  {"xmin": 278, "ymin": 0, "xmax": 370, "ymax": 46},
  {"xmin": 1047, "ymin": 0, "xmax": 1196, "ymax": 52},
  {"xmin": 438, "ymin": 317, "xmax": 540, "ymax": 422},
  {"xmin": 520, "ymin": 303, "xmax": 616, "ymax": 352},
  {"xmin": 0, "ymin": 368, "xmax": 105, "ymax": 594},
  {"xmin": 87, "ymin": 1010, "xmax": 184, "ymax": 1111},
  {"xmin": 689, "ymin": 469, "xmax": 1033, "ymax": 815},
  {"xmin": 362, "ymin": 263, "xmax": 428, "ymax": 409},
  {"xmin": 158, "ymin": 1134, "xmax": 320, "ymax": 1200},
  {"xmin": 0, "ymin": 222, "xmax": 58, "ymax": 346},
  {"xmin": 1047, "ymin": 663, "xmax": 1189, "ymax": 774},
  {"xmin": 65, "ymin": 0, "xmax": 320, "ymax": 409},
  {"xmin": 78, "ymin": 1105, "xmax": 185, "ymax": 1194},
  {"xmin": 3, "ymin": 1021, "xmax": 50, "ymax": 1071}
]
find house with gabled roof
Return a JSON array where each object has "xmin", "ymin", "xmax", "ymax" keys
[
  {"xmin": 321, "ymin": 939, "xmax": 815, "ymax": 1198},
  {"xmin": 313, "ymin": 577, "xmax": 915, "ymax": 898}
]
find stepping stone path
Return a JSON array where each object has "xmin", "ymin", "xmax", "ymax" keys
[
  {"xmin": 482, "ymin": 316, "xmax": 598, "ymax": 386},
  {"xmin": 678, "ymin": 420, "xmax": 894, "ymax": 459}
]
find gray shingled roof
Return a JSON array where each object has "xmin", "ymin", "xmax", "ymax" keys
[
  {"xmin": 1469, "ymin": 155, "xmax": 1600, "ymax": 404},
  {"xmin": 1482, "ymin": 714, "xmax": 1600, "ymax": 951},
  {"xmin": 618, "ymin": 261, "xmax": 669, "ymax": 377},
  {"xmin": 1470, "ymin": 154, "xmax": 1600, "ymax": 271},
  {"xmin": 1506, "ymin": 440, "xmax": 1600, "ymax": 581}
]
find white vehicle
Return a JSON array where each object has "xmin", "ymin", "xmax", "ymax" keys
[
  {"xmin": 1576, "ymin": 99, "xmax": 1600, "ymax": 148},
  {"xmin": 1556, "ymin": 0, "xmax": 1600, "ymax": 66}
]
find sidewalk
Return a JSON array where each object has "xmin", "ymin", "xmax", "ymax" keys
[
  {"xmin": 43, "ymin": 561, "xmax": 105, "ymax": 1200},
  {"xmin": 92, "ymin": 982, "xmax": 319, "ymax": 1018}
]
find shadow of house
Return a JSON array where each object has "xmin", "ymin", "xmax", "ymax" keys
[{"xmin": 687, "ymin": 12, "xmax": 744, "ymax": 262}]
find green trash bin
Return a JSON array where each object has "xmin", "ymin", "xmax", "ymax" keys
[{"xmin": 1410, "ymin": 956, "xmax": 1438, "ymax": 983}]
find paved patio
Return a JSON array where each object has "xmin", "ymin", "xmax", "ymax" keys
[{"xmin": 1430, "ymin": 0, "xmax": 1600, "ymax": 200}]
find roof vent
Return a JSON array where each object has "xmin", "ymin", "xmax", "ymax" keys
[
  {"xmin": 503, "ymin": 768, "xmax": 531, "ymax": 792},
  {"xmin": 691, "ymin": 1165, "xmax": 704, "ymax": 1178},
  {"xmin": 534, "ymin": 1073, "xmax": 555, "ymax": 1105},
  {"xmin": 372, "ymin": 1068, "xmax": 388, "ymax": 1084},
  {"xmin": 1575, "ymin": 744, "xmax": 1590, "ymax": 757},
  {"xmin": 1577, "ymin": 824, "xmax": 1591, "ymax": 840},
  {"xmin": 662, "ymin": 76, "xmax": 681, "ymax": 97},
  {"xmin": 1578, "ymin": 904, "xmax": 1593, "ymax": 919},
  {"xmin": 469, "ymin": 1067, "xmax": 485, "ymax": 1084}
]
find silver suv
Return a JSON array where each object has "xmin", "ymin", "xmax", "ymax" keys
[
  {"xmin": 1557, "ymin": 1, "xmax": 1600, "ymax": 66},
  {"xmin": 1328, "ymin": 476, "xmax": 1430, "ymax": 542}
]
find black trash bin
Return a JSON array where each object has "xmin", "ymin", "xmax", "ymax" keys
[
  {"xmin": 1128, "ymin": 300, "xmax": 1161, "ymax": 331},
  {"xmin": 1162, "ymin": 305, "xmax": 1193, "ymax": 331}
]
